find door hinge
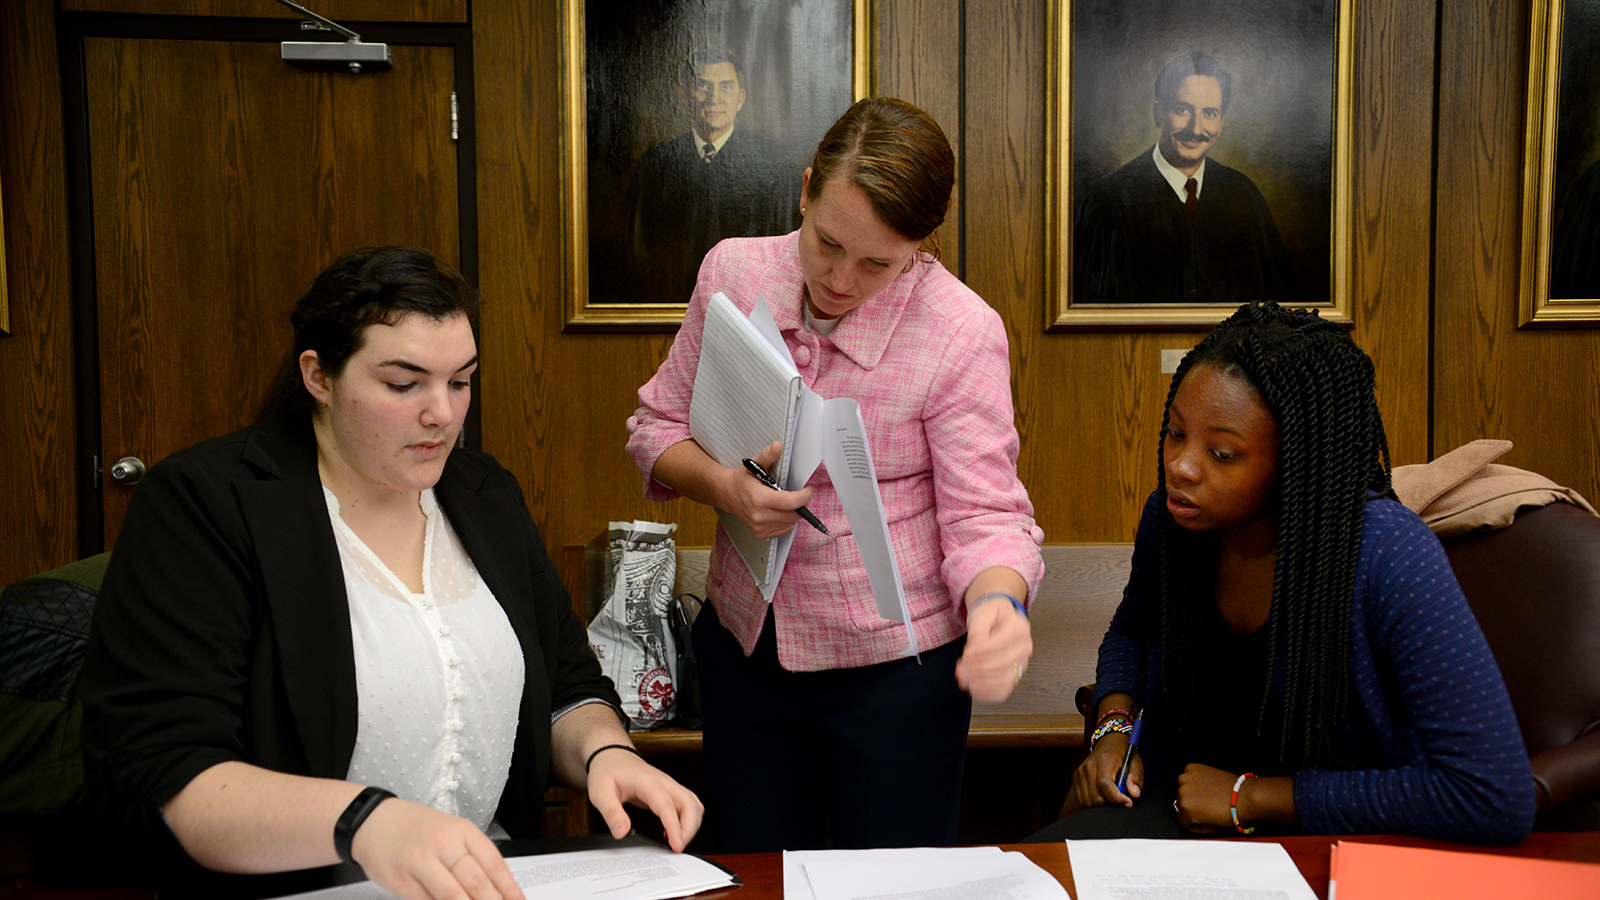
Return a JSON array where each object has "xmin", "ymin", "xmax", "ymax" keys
[
  {"xmin": 451, "ymin": 91, "xmax": 459, "ymax": 142},
  {"xmin": 93, "ymin": 454, "xmax": 102, "ymax": 490}
]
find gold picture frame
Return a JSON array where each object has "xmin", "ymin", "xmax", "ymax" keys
[
  {"xmin": 562, "ymin": 0, "xmax": 872, "ymax": 332},
  {"xmin": 1046, "ymin": 0, "xmax": 1355, "ymax": 331},
  {"xmin": 1518, "ymin": 0, "xmax": 1600, "ymax": 327}
]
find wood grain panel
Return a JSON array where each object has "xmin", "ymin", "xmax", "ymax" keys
[
  {"xmin": 62, "ymin": 0, "xmax": 466, "ymax": 21},
  {"xmin": 963, "ymin": 0, "xmax": 1195, "ymax": 544},
  {"xmin": 873, "ymin": 0, "xmax": 963, "ymax": 271},
  {"xmin": 472, "ymin": 1, "xmax": 704, "ymax": 559},
  {"xmin": 475, "ymin": 0, "xmax": 1465, "ymax": 559},
  {"xmin": 393, "ymin": 0, "xmax": 1597, "ymax": 568},
  {"xmin": 13, "ymin": 2, "xmax": 1595, "ymax": 588},
  {"xmin": 1433, "ymin": 0, "xmax": 1600, "ymax": 504},
  {"xmin": 85, "ymin": 38, "xmax": 458, "ymax": 545},
  {"xmin": 0, "ymin": 0, "xmax": 76, "ymax": 585},
  {"xmin": 1349, "ymin": 0, "xmax": 1437, "ymax": 467}
]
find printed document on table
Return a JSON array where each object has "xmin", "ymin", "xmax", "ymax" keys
[
  {"xmin": 688, "ymin": 293, "xmax": 915, "ymax": 652},
  {"xmin": 267, "ymin": 844, "xmax": 737, "ymax": 900},
  {"xmin": 785, "ymin": 846, "xmax": 1068, "ymax": 900},
  {"xmin": 1067, "ymin": 838, "xmax": 1316, "ymax": 900},
  {"xmin": 783, "ymin": 847, "xmax": 1001, "ymax": 899}
]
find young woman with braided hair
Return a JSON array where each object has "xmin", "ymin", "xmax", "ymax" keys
[{"xmin": 1030, "ymin": 302, "xmax": 1534, "ymax": 845}]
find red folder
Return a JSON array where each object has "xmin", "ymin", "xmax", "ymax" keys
[{"xmin": 1329, "ymin": 840, "xmax": 1600, "ymax": 900}]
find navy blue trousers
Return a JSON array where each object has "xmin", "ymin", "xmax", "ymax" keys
[{"xmin": 691, "ymin": 602, "xmax": 971, "ymax": 852}]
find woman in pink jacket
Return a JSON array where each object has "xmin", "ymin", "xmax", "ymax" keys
[{"xmin": 626, "ymin": 98, "xmax": 1044, "ymax": 852}]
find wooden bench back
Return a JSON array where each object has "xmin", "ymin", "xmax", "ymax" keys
[
  {"xmin": 1012, "ymin": 544, "xmax": 1129, "ymax": 717},
  {"xmin": 564, "ymin": 538, "xmax": 1131, "ymax": 730}
]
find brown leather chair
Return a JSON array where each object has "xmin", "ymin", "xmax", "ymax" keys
[
  {"xmin": 1071, "ymin": 499, "xmax": 1600, "ymax": 830},
  {"xmin": 1442, "ymin": 500, "xmax": 1600, "ymax": 829}
]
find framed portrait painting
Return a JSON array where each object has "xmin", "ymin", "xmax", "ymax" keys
[
  {"xmin": 563, "ymin": 0, "xmax": 869, "ymax": 331},
  {"xmin": 1519, "ymin": 0, "xmax": 1600, "ymax": 326},
  {"xmin": 1047, "ymin": 0, "xmax": 1354, "ymax": 330}
]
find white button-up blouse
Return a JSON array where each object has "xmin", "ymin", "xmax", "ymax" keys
[{"xmin": 324, "ymin": 487, "xmax": 525, "ymax": 833}]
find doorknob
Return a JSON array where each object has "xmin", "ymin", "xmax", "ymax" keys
[{"xmin": 109, "ymin": 456, "xmax": 147, "ymax": 486}]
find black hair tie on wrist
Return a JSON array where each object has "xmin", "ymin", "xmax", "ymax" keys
[
  {"xmin": 584, "ymin": 743, "xmax": 642, "ymax": 773},
  {"xmin": 334, "ymin": 786, "xmax": 396, "ymax": 865}
]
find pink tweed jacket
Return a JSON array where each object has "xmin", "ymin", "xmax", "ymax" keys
[{"xmin": 626, "ymin": 233, "xmax": 1045, "ymax": 671}]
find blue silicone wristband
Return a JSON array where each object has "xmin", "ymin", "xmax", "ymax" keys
[{"xmin": 973, "ymin": 591, "xmax": 1027, "ymax": 618}]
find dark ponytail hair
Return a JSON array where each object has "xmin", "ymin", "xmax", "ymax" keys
[
  {"xmin": 1155, "ymin": 302, "xmax": 1393, "ymax": 769},
  {"xmin": 257, "ymin": 245, "xmax": 479, "ymax": 420}
]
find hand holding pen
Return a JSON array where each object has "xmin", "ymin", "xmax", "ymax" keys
[
  {"xmin": 741, "ymin": 457, "xmax": 830, "ymax": 535},
  {"xmin": 1116, "ymin": 708, "xmax": 1144, "ymax": 798}
]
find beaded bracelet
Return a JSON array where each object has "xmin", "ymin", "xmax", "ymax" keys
[
  {"xmin": 1095, "ymin": 708, "xmax": 1133, "ymax": 728},
  {"xmin": 1088, "ymin": 717, "xmax": 1134, "ymax": 750},
  {"xmin": 1230, "ymin": 772, "xmax": 1257, "ymax": 835}
]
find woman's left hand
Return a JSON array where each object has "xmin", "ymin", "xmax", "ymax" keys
[
  {"xmin": 955, "ymin": 596, "xmax": 1033, "ymax": 703},
  {"xmin": 1176, "ymin": 764, "xmax": 1295, "ymax": 833},
  {"xmin": 585, "ymin": 747, "xmax": 705, "ymax": 853},
  {"xmin": 1174, "ymin": 763, "xmax": 1236, "ymax": 833}
]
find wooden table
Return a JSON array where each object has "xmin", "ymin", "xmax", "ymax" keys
[
  {"xmin": 691, "ymin": 831, "xmax": 1600, "ymax": 900},
  {"xmin": 5, "ymin": 832, "xmax": 1597, "ymax": 898}
]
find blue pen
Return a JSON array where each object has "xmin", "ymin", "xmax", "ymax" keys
[{"xmin": 1116, "ymin": 708, "xmax": 1143, "ymax": 795}]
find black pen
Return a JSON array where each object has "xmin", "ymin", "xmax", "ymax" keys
[
  {"xmin": 1116, "ymin": 708, "xmax": 1143, "ymax": 796},
  {"xmin": 741, "ymin": 458, "xmax": 830, "ymax": 535}
]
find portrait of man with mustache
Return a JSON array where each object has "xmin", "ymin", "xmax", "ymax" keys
[{"xmin": 1073, "ymin": 51, "xmax": 1297, "ymax": 306}]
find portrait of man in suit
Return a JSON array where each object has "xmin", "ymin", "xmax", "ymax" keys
[
  {"xmin": 621, "ymin": 47, "xmax": 800, "ymax": 306},
  {"xmin": 1062, "ymin": 0, "xmax": 1340, "ymax": 321},
  {"xmin": 579, "ymin": 1, "xmax": 853, "ymax": 320},
  {"xmin": 1074, "ymin": 51, "xmax": 1296, "ymax": 306}
]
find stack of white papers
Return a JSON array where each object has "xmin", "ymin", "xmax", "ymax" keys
[
  {"xmin": 1067, "ymin": 838, "xmax": 1317, "ymax": 900},
  {"xmin": 689, "ymin": 292, "xmax": 916, "ymax": 655},
  {"xmin": 270, "ymin": 845, "xmax": 737, "ymax": 900},
  {"xmin": 784, "ymin": 846, "xmax": 1069, "ymax": 900}
]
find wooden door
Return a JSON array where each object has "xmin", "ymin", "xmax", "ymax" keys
[{"xmin": 84, "ymin": 37, "xmax": 460, "ymax": 547}]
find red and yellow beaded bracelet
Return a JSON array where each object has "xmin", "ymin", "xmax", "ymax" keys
[{"xmin": 1230, "ymin": 772, "xmax": 1257, "ymax": 834}]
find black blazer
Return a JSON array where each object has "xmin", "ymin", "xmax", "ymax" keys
[{"xmin": 80, "ymin": 405, "xmax": 617, "ymax": 853}]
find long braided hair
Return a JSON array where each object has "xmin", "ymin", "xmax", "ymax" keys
[{"xmin": 1155, "ymin": 302, "xmax": 1394, "ymax": 769}]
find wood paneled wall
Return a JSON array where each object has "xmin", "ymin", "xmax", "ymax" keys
[
  {"xmin": 60, "ymin": 0, "xmax": 467, "ymax": 20},
  {"xmin": 1, "ymin": 0, "xmax": 1595, "ymax": 585},
  {"xmin": 1433, "ymin": 2, "xmax": 1600, "ymax": 499},
  {"xmin": 0, "ymin": 2, "xmax": 77, "ymax": 585},
  {"xmin": 471, "ymin": 0, "xmax": 1461, "ymax": 561}
]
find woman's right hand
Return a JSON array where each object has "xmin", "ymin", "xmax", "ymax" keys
[
  {"xmin": 350, "ymin": 797, "xmax": 525, "ymax": 900},
  {"xmin": 722, "ymin": 441, "xmax": 815, "ymax": 539},
  {"xmin": 1069, "ymin": 733, "xmax": 1141, "ymax": 812}
]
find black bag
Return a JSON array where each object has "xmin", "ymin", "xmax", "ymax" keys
[{"xmin": 667, "ymin": 592, "xmax": 702, "ymax": 729}]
